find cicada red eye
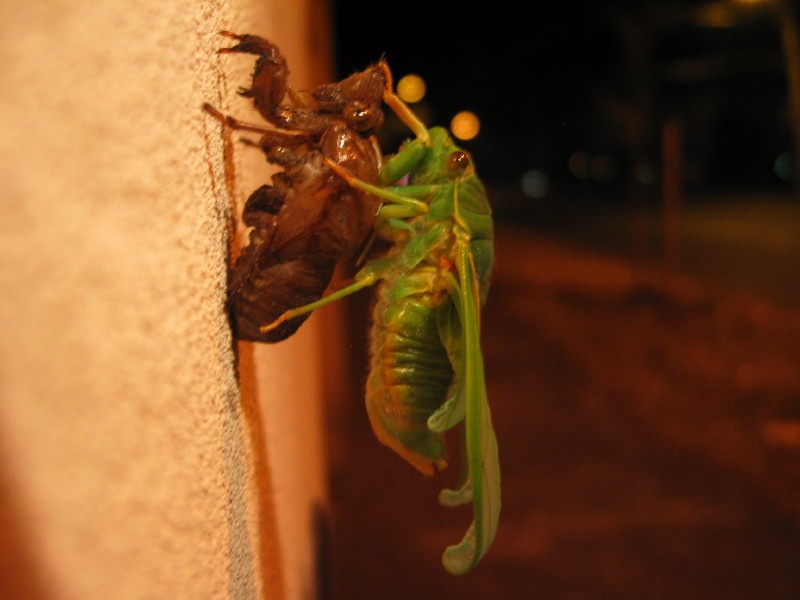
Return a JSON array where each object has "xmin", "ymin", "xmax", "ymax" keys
[{"xmin": 446, "ymin": 150, "xmax": 470, "ymax": 171}]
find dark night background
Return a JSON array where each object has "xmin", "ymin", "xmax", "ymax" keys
[
  {"xmin": 331, "ymin": 0, "xmax": 793, "ymax": 197},
  {"xmin": 322, "ymin": 2, "xmax": 800, "ymax": 599}
]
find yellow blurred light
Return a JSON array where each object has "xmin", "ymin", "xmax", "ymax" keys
[
  {"xmin": 450, "ymin": 111, "xmax": 480, "ymax": 141},
  {"xmin": 694, "ymin": 0, "xmax": 765, "ymax": 28},
  {"xmin": 397, "ymin": 74, "xmax": 426, "ymax": 103},
  {"xmin": 698, "ymin": 4, "xmax": 736, "ymax": 27},
  {"xmin": 568, "ymin": 151, "xmax": 591, "ymax": 178}
]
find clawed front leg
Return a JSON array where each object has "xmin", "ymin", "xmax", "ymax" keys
[{"xmin": 216, "ymin": 31, "xmax": 289, "ymax": 120}]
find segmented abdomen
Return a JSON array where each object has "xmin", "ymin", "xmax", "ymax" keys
[
  {"xmin": 229, "ymin": 250, "xmax": 335, "ymax": 342},
  {"xmin": 366, "ymin": 280, "xmax": 453, "ymax": 475}
]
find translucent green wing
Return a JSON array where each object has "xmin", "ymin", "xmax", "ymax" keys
[{"xmin": 434, "ymin": 228, "xmax": 501, "ymax": 575}]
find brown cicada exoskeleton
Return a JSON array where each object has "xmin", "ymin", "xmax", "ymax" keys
[{"xmin": 204, "ymin": 32, "xmax": 385, "ymax": 341}]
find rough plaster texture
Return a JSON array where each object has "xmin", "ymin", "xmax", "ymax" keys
[{"xmin": 0, "ymin": 1, "xmax": 332, "ymax": 598}]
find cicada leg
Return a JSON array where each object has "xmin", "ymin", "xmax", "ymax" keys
[
  {"xmin": 378, "ymin": 62, "xmax": 430, "ymax": 144},
  {"xmin": 216, "ymin": 31, "xmax": 289, "ymax": 121},
  {"xmin": 202, "ymin": 102, "xmax": 308, "ymax": 141},
  {"xmin": 259, "ymin": 258, "xmax": 392, "ymax": 334},
  {"xmin": 324, "ymin": 157, "xmax": 432, "ymax": 217}
]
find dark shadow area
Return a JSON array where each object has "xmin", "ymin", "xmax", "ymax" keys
[{"xmin": 0, "ymin": 447, "xmax": 50, "ymax": 600}]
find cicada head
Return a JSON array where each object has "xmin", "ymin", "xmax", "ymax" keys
[{"xmin": 409, "ymin": 127, "xmax": 474, "ymax": 185}]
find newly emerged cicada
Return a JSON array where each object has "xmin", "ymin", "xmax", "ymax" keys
[
  {"xmin": 263, "ymin": 63, "xmax": 500, "ymax": 575},
  {"xmin": 204, "ymin": 32, "xmax": 386, "ymax": 341}
]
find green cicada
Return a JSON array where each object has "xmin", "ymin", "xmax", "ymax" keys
[{"xmin": 264, "ymin": 63, "xmax": 500, "ymax": 575}]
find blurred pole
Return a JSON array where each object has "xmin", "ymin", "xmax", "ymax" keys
[
  {"xmin": 662, "ymin": 118, "xmax": 682, "ymax": 269},
  {"xmin": 773, "ymin": 0, "xmax": 800, "ymax": 197},
  {"xmin": 607, "ymin": 9, "xmax": 656, "ymax": 261}
]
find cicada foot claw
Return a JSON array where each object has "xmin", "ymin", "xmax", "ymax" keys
[
  {"xmin": 259, "ymin": 312, "xmax": 294, "ymax": 335},
  {"xmin": 216, "ymin": 31, "xmax": 280, "ymax": 61}
]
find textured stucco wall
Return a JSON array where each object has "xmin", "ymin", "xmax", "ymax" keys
[{"xmin": 0, "ymin": 1, "xmax": 331, "ymax": 599}]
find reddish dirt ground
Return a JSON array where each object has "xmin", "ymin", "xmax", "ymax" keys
[{"xmin": 324, "ymin": 223, "xmax": 800, "ymax": 599}]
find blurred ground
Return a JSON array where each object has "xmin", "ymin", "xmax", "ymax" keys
[
  {"xmin": 324, "ymin": 193, "xmax": 800, "ymax": 599},
  {"xmin": 502, "ymin": 190, "xmax": 800, "ymax": 311}
]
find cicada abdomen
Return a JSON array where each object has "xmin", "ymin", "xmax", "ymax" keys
[{"xmin": 366, "ymin": 266, "xmax": 455, "ymax": 475}]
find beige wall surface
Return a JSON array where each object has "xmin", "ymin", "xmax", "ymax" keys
[{"xmin": 0, "ymin": 1, "xmax": 332, "ymax": 599}]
